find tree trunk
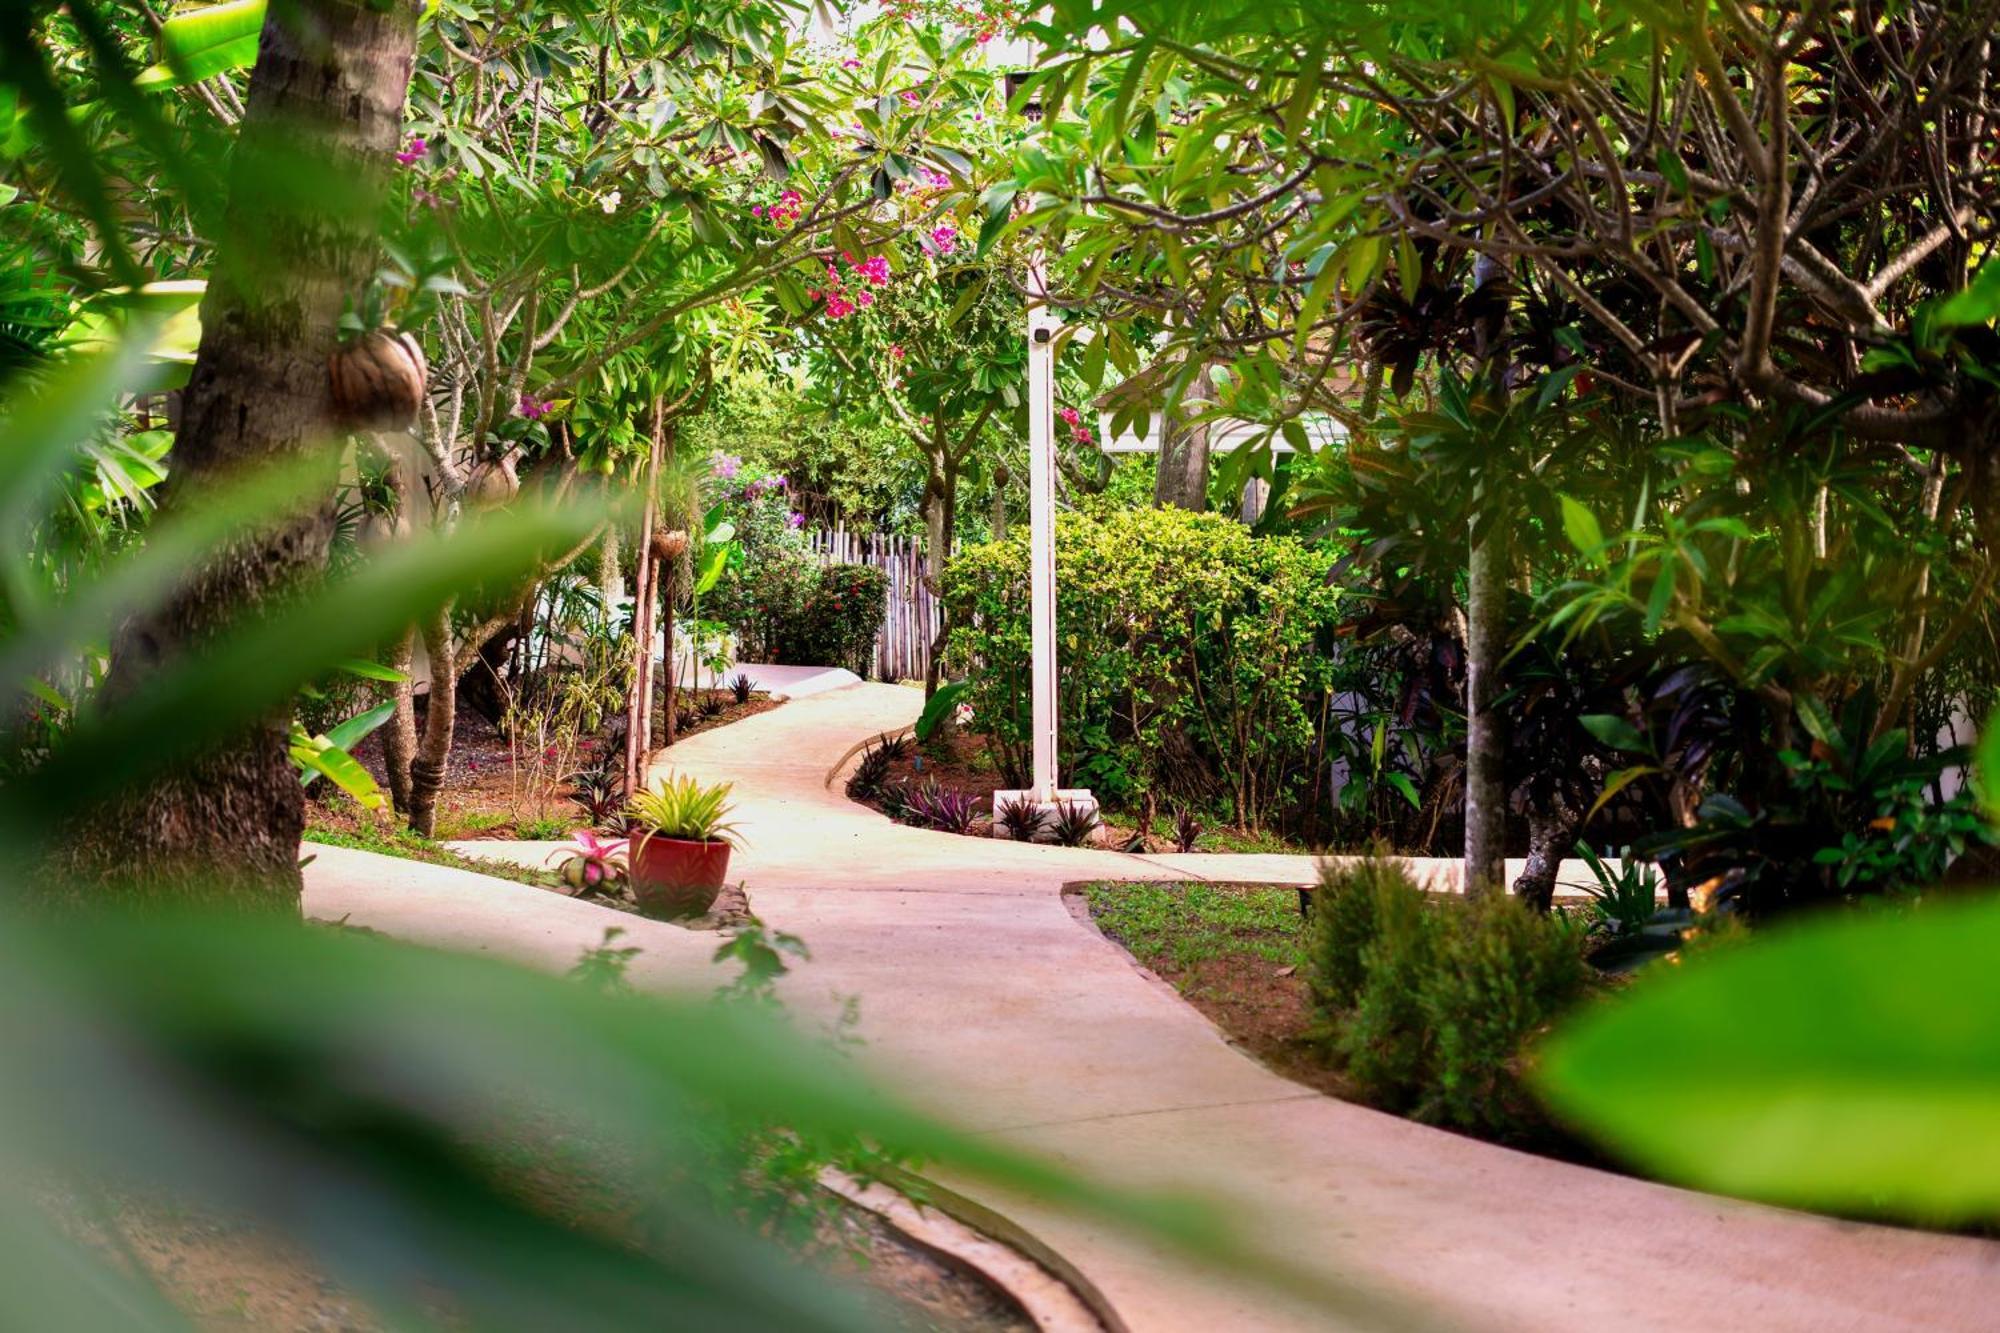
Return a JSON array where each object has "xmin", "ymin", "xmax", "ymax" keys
[
  {"xmin": 1514, "ymin": 795, "xmax": 1582, "ymax": 914},
  {"xmin": 77, "ymin": 0, "xmax": 418, "ymax": 908},
  {"xmin": 1463, "ymin": 526, "xmax": 1508, "ymax": 897},
  {"xmin": 1462, "ymin": 252, "xmax": 1511, "ymax": 901},
  {"xmin": 407, "ymin": 604, "xmax": 455, "ymax": 838},
  {"xmin": 381, "ymin": 626, "xmax": 416, "ymax": 813},
  {"xmin": 922, "ymin": 460, "xmax": 957, "ymax": 697},
  {"xmin": 1154, "ymin": 364, "xmax": 1212, "ymax": 511}
]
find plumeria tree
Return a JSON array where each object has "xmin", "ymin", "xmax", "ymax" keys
[{"xmin": 972, "ymin": 0, "xmax": 2000, "ymax": 909}]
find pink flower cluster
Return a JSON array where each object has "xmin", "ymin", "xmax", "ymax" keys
[
  {"xmin": 743, "ymin": 474, "xmax": 788, "ymax": 500},
  {"xmin": 712, "ymin": 453, "xmax": 742, "ymax": 480},
  {"xmin": 1059, "ymin": 406, "xmax": 1094, "ymax": 444},
  {"xmin": 926, "ymin": 224, "xmax": 958, "ymax": 256},
  {"xmin": 395, "ymin": 135, "xmax": 427, "ymax": 166},
  {"xmin": 809, "ymin": 251, "xmax": 891, "ymax": 319},
  {"xmin": 751, "ymin": 188, "xmax": 803, "ymax": 228},
  {"xmin": 519, "ymin": 392, "xmax": 552, "ymax": 420}
]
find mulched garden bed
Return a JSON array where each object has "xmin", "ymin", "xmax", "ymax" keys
[
  {"xmin": 313, "ymin": 686, "xmax": 780, "ymax": 843},
  {"xmin": 843, "ymin": 729, "xmax": 1320, "ymax": 853}
]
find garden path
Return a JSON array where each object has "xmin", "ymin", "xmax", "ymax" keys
[{"xmin": 306, "ymin": 681, "xmax": 2000, "ymax": 1333}]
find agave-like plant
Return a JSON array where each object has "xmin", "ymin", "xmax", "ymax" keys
[
  {"xmin": 846, "ymin": 740, "xmax": 897, "ymax": 801},
  {"xmin": 627, "ymin": 772, "xmax": 743, "ymax": 846},
  {"xmin": 1051, "ymin": 801, "xmax": 1101, "ymax": 847},
  {"xmin": 996, "ymin": 795, "xmax": 1051, "ymax": 842},
  {"xmin": 903, "ymin": 779, "xmax": 981, "ymax": 835},
  {"xmin": 729, "ymin": 672, "xmax": 753, "ymax": 705},
  {"xmin": 1172, "ymin": 805, "xmax": 1203, "ymax": 853},
  {"xmin": 565, "ymin": 762, "xmax": 624, "ymax": 826}
]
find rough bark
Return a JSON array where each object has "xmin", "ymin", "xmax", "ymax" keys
[
  {"xmin": 624, "ymin": 408, "xmax": 662, "ymax": 796},
  {"xmin": 75, "ymin": 0, "xmax": 418, "ymax": 908},
  {"xmin": 407, "ymin": 602, "xmax": 454, "ymax": 838},
  {"xmin": 1153, "ymin": 364, "xmax": 1212, "ymax": 511},
  {"xmin": 1463, "ymin": 527, "xmax": 1508, "ymax": 897},
  {"xmin": 922, "ymin": 458, "xmax": 957, "ymax": 697},
  {"xmin": 1514, "ymin": 795, "xmax": 1583, "ymax": 914},
  {"xmin": 380, "ymin": 626, "xmax": 416, "ymax": 814},
  {"xmin": 1463, "ymin": 254, "xmax": 1512, "ymax": 901}
]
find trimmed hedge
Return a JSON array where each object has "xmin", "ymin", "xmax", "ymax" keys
[{"xmin": 942, "ymin": 504, "xmax": 1342, "ymax": 827}]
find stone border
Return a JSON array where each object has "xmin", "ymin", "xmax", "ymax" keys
[{"xmin": 821, "ymin": 1166, "xmax": 1126, "ymax": 1333}]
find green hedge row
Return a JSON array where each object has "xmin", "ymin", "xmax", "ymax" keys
[{"xmin": 942, "ymin": 503, "xmax": 1342, "ymax": 827}]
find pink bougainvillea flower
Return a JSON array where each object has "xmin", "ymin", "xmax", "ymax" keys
[
  {"xmin": 928, "ymin": 224, "xmax": 958, "ymax": 255},
  {"xmin": 518, "ymin": 392, "xmax": 551, "ymax": 420},
  {"xmin": 889, "ymin": 344, "xmax": 905, "ymax": 360},
  {"xmin": 1058, "ymin": 406, "xmax": 1081, "ymax": 426},
  {"xmin": 841, "ymin": 57, "xmax": 862, "ymax": 69},
  {"xmin": 786, "ymin": 511, "xmax": 805, "ymax": 529},
  {"xmin": 712, "ymin": 454, "xmax": 742, "ymax": 479},
  {"xmin": 394, "ymin": 135, "xmax": 427, "ymax": 166},
  {"xmin": 900, "ymin": 89, "xmax": 921, "ymax": 105}
]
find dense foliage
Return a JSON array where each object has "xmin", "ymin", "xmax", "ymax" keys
[
  {"xmin": 944, "ymin": 504, "xmax": 1341, "ymax": 830},
  {"xmin": 1307, "ymin": 856, "xmax": 1593, "ymax": 1143}
]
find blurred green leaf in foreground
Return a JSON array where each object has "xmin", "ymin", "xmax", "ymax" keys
[{"xmin": 1537, "ymin": 891, "xmax": 2000, "ymax": 1226}]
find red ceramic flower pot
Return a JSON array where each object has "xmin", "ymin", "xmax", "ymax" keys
[{"xmin": 630, "ymin": 834, "xmax": 731, "ymax": 919}]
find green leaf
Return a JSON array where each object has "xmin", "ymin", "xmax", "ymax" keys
[
  {"xmin": 290, "ymin": 727, "xmax": 386, "ymax": 807},
  {"xmin": 1935, "ymin": 259, "xmax": 2000, "ymax": 328},
  {"xmin": 1794, "ymin": 694, "xmax": 1839, "ymax": 748},
  {"xmin": 136, "ymin": 0, "xmax": 264, "ymax": 89},
  {"xmin": 331, "ymin": 657, "xmax": 408, "ymax": 684},
  {"xmin": 1558, "ymin": 495, "xmax": 1606, "ymax": 565},
  {"xmin": 1973, "ymin": 712, "xmax": 2000, "ymax": 822},
  {"xmin": 1536, "ymin": 894, "xmax": 2000, "ymax": 1223},
  {"xmin": 1579, "ymin": 714, "xmax": 1649, "ymax": 754},
  {"xmin": 324, "ymin": 699, "xmax": 396, "ymax": 752},
  {"xmin": 915, "ymin": 680, "xmax": 969, "ymax": 743},
  {"xmin": 1384, "ymin": 771, "xmax": 1421, "ymax": 811},
  {"xmin": 1585, "ymin": 764, "xmax": 1660, "ymax": 822}
]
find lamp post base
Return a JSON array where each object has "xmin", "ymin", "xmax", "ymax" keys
[{"xmin": 991, "ymin": 789, "xmax": 1098, "ymax": 842}]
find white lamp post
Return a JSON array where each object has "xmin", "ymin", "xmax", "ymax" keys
[
  {"xmin": 987, "ymin": 41, "xmax": 1095, "ymax": 837},
  {"xmin": 1025, "ymin": 257, "xmax": 1059, "ymax": 803}
]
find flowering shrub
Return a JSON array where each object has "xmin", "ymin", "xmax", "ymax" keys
[
  {"xmin": 786, "ymin": 563, "xmax": 887, "ymax": 676},
  {"xmin": 943, "ymin": 504, "xmax": 1343, "ymax": 827}
]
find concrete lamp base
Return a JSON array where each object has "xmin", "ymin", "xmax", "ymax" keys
[{"xmin": 991, "ymin": 789, "xmax": 1098, "ymax": 842}]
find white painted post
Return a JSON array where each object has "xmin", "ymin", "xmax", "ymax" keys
[{"xmin": 1027, "ymin": 257, "xmax": 1058, "ymax": 802}]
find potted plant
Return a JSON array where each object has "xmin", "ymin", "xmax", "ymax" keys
[{"xmin": 625, "ymin": 772, "xmax": 742, "ymax": 919}]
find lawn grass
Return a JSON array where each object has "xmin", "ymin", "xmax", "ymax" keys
[
  {"xmin": 305, "ymin": 820, "xmax": 569, "ymax": 892},
  {"xmin": 1082, "ymin": 880, "xmax": 1306, "ymax": 970}
]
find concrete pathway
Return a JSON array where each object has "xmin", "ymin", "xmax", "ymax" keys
[{"xmin": 313, "ymin": 682, "xmax": 2000, "ymax": 1332}]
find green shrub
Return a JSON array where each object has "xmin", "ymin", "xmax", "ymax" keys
[
  {"xmin": 1336, "ymin": 868, "xmax": 1438, "ymax": 1108},
  {"xmin": 785, "ymin": 562, "xmax": 886, "ymax": 675},
  {"xmin": 1421, "ymin": 894, "xmax": 1590, "ymax": 1139},
  {"xmin": 1306, "ymin": 855, "xmax": 1403, "ymax": 1015},
  {"xmin": 942, "ymin": 503, "xmax": 1341, "ymax": 825},
  {"xmin": 1306, "ymin": 856, "xmax": 1593, "ymax": 1141}
]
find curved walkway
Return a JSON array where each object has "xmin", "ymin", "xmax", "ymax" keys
[{"xmin": 310, "ymin": 682, "xmax": 2000, "ymax": 1332}]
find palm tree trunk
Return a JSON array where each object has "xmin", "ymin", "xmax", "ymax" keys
[{"xmin": 79, "ymin": 0, "xmax": 418, "ymax": 907}]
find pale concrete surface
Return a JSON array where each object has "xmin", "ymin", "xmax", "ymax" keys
[
  {"xmin": 727, "ymin": 661, "xmax": 863, "ymax": 699},
  {"xmin": 309, "ymin": 683, "xmax": 2000, "ymax": 1332},
  {"xmin": 303, "ymin": 841, "xmax": 726, "ymax": 985}
]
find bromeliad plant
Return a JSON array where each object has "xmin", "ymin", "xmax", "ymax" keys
[
  {"xmin": 626, "ymin": 773, "xmax": 743, "ymax": 847},
  {"xmin": 548, "ymin": 831, "xmax": 630, "ymax": 898}
]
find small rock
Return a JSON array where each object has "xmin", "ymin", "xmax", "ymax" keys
[{"xmin": 1274, "ymin": 964, "xmax": 1296, "ymax": 978}]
